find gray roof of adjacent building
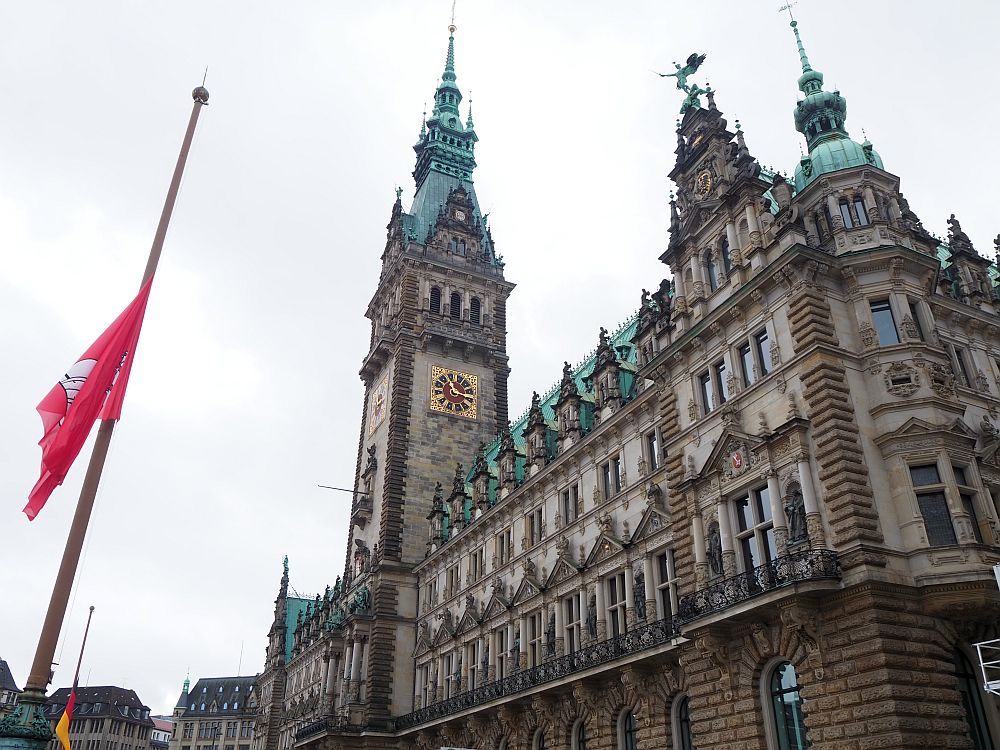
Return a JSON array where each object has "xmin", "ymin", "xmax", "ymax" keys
[
  {"xmin": 0, "ymin": 659, "xmax": 20, "ymax": 693},
  {"xmin": 174, "ymin": 676, "xmax": 257, "ymax": 717},
  {"xmin": 46, "ymin": 686, "xmax": 153, "ymax": 724}
]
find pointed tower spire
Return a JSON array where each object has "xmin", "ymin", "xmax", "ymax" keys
[
  {"xmin": 788, "ymin": 12, "xmax": 884, "ymax": 190},
  {"xmin": 466, "ymin": 94, "xmax": 474, "ymax": 129}
]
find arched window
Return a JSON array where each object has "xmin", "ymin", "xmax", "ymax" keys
[
  {"xmin": 617, "ymin": 709, "xmax": 638, "ymax": 750},
  {"xmin": 672, "ymin": 695, "xmax": 694, "ymax": 750},
  {"xmin": 456, "ymin": 239, "xmax": 466, "ymax": 256},
  {"xmin": 706, "ymin": 251, "xmax": 720, "ymax": 292},
  {"xmin": 450, "ymin": 292, "xmax": 462, "ymax": 320},
  {"xmin": 430, "ymin": 286, "xmax": 441, "ymax": 315},
  {"xmin": 572, "ymin": 720, "xmax": 588, "ymax": 750},
  {"xmin": 532, "ymin": 729, "xmax": 546, "ymax": 750},
  {"xmin": 839, "ymin": 199, "xmax": 854, "ymax": 229},
  {"xmin": 854, "ymin": 197, "xmax": 870, "ymax": 226},
  {"xmin": 470, "ymin": 297, "xmax": 482, "ymax": 325},
  {"xmin": 766, "ymin": 662, "xmax": 808, "ymax": 750},
  {"xmin": 721, "ymin": 239, "xmax": 732, "ymax": 275},
  {"xmin": 954, "ymin": 649, "xmax": 996, "ymax": 749}
]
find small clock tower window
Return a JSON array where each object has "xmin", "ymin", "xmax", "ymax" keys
[
  {"xmin": 450, "ymin": 292, "xmax": 462, "ymax": 320},
  {"xmin": 470, "ymin": 297, "xmax": 481, "ymax": 325},
  {"xmin": 430, "ymin": 286, "xmax": 441, "ymax": 315}
]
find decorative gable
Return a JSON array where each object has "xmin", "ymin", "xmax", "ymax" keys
[
  {"xmin": 545, "ymin": 556, "xmax": 581, "ymax": 588},
  {"xmin": 699, "ymin": 429, "xmax": 766, "ymax": 485},
  {"xmin": 412, "ymin": 623, "xmax": 432, "ymax": 657},
  {"xmin": 481, "ymin": 592, "xmax": 509, "ymax": 621},
  {"xmin": 631, "ymin": 504, "xmax": 670, "ymax": 543},
  {"xmin": 511, "ymin": 577, "xmax": 541, "ymax": 605},
  {"xmin": 584, "ymin": 534, "xmax": 626, "ymax": 568}
]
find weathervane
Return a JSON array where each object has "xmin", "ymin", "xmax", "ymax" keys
[
  {"xmin": 778, "ymin": 2, "xmax": 797, "ymax": 21},
  {"xmin": 656, "ymin": 52, "xmax": 708, "ymax": 114}
]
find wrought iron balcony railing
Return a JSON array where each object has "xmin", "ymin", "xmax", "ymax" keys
[
  {"xmin": 678, "ymin": 548, "xmax": 840, "ymax": 622},
  {"xmin": 298, "ymin": 550, "xmax": 839, "ymax": 737},
  {"xmin": 395, "ymin": 615, "xmax": 680, "ymax": 730}
]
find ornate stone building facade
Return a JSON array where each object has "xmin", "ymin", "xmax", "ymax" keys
[
  {"xmin": 252, "ymin": 16, "xmax": 1000, "ymax": 750},
  {"xmin": 168, "ymin": 676, "xmax": 257, "ymax": 750}
]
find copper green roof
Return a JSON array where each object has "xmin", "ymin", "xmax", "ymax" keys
[{"xmin": 284, "ymin": 597, "xmax": 311, "ymax": 663}]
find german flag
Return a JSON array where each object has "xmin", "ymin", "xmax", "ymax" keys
[{"xmin": 55, "ymin": 688, "xmax": 76, "ymax": 750}]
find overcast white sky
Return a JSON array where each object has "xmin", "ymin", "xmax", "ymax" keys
[{"xmin": 2, "ymin": 0, "xmax": 998, "ymax": 716}]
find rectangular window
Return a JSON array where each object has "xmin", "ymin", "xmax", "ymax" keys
[
  {"xmin": 713, "ymin": 359, "xmax": 729, "ymax": 404},
  {"xmin": 854, "ymin": 197, "xmax": 869, "ymax": 226},
  {"xmin": 601, "ymin": 457, "xmax": 622, "ymax": 499},
  {"xmin": 563, "ymin": 594, "xmax": 581, "ymax": 653},
  {"xmin": 839, "ymin": 200, "xmax": 855, "ymax": 229},
  {"xmin": 734, "ymin": 487, "xmax": 776, "ymax": 571},
  {"xmin": 239, "ymin": 723, "xmax": 252, "ymax": 739},
  {"xmin": 955, "ymin": 465, "xmax": 984, "ymax": 544},
  {"xmin": 496, "ymin": 527, "xmax": 514, "ymax": 565},
  {"xmin": 469, "ymin": 546, "xmax": 485, "ymax": 582},
  {"xmin": 698, "ymin": 371, "xmax": 713, "ymax": 414},
  {"xmin": 739, "ymin": 343, "xmax": 755, "ymax": 386},
  {"xmin": 443, "ymin": 652, "xmax": 456, "ymax": 698},
  {"xmin": 418, "ymin": 665, "xmax": 430, "ymax": 708},
  {"xmin": 446, "ymin": 564, "xmax": 460, "ymax": 597},
  {"xmin": 655, "ymin": 550, "xmax": 678, "ymax": 621},
  {"xmin": 907, "ymin": 300, "xmax": 925, "ymax": 341},
  {"xmin": 526, "ymin": 506, "xmax": 544, "ymax": 546},
  {"xmin": 495, "ymin": 628, "xmax": 509, "ymax": 680},
  {"xmin": 606, "ymin": 572, "xmax": 628, "ymax": 637},
  {"xmin": 527, "ymin": 611, "xmax": 544, "ymax": 667},
  {"xmin": 425, "ymin": 578, "xmax": 438, "ymax": 607},
  {"xmin": 870, "ymin": 299, "xmax": 900, "ymax": 345},
  {"xmin": 183, "ymin": 726, "xmax": 193, "ymax": 740},
  {"xmin": 646, "ymin": 430, "xmax": 660, "ymax": 472},
  {"xmin": 953, "ymin": 346, "xmax": 973, "ymax": 387},
  {"xmin": 909, "ymin": 464, "xmax": 957, "ymax": 546},
  {"xmin": 754, "ymin": 330, "xmax": 772, "ymax": 376},
  {"xmin": 561, "ymin": 484, "xmax": 580, "ymax": 523}
]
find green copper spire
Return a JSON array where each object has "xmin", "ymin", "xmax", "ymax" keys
[{"xmin": 789, "ymin": 14, "xmax": 884, "ymax": 191}]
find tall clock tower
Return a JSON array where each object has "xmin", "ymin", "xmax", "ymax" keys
[{"xmin": 342, "ymin": 25, "xmax": 514, "ymax": 726}]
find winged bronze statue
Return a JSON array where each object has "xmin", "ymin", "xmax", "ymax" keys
[{"xmin": 656, "ymin": 52, "xmax": 707, "ymax": 93}]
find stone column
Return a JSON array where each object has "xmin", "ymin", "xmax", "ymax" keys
[
  {"xmin": 767, "ymin": 470, "xmax": 787, "ymax": 554},
  {"xmin": 343, "ymin": 638, "xmax": 354, "ymax": 703},
  {"xmin": 826, "ymin": 193, "xmax": 843, "ymax": 230},
  {"xmin": 745, "ymin": 203, "xmax": 762, "ymax": 252},
  {"xmin": 519, "ymin": 614, "xmax": 528, "ymax": 669},
  {"xmin": 554, "ymin": 596, "xmax": 565, "ymax": 656},
  {"xmin": 717, "ymin": 497, "xmax": 736, "ymax": 576},
  {"xmin": 488, "ymin": 631, "xmax": 497, "ymax": 682},
  {"xmin": 624, "ymin": 564, "xmax": 636, "ymax": 627},
  {"xmin": 595, "ymin": 578, "xmax": 607, "ymax": 640},
  {"xmin": 692, "ymin": 513, "xmax": 708, "ymax": 586},
  {"xmin": 803, "ymin": 213, "xmax": 819, "ymax": 244},
  {"xmin": 863, "ymin": 186, "xmax": 880, "ymax": 220},
  {"xmin": 507, "ymin": 622, "xmax": 516, "ymax": 673},
  {"xmin": 642, "ymin": 555, "xmax": 656, "ymax": 620},
  {"xmin": 797, "ymin": 457, "xmax": 823, "ymax": 545},
  {"xmin": 351, "ymin": 639, "xmax": 364, "ymax": 702},
  {"xmin": 725, "ymin": 222, "xmax": 739, "ymax": 262},
  {"xmin": 436, "ymin": 652, "xmax": 445, "ymax": 699}
]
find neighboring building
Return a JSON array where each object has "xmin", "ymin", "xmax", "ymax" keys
[
  {"xmin": 168, "ymin": 676, "xmax": 257, "ymax": 750},
  {"xmin": 0, "ymin": 658, "xmax": 20, "ymax": 716},
  {"xmin": 254, "ymin": 13, "xmax": 1000, "ymax": 750},
  {"xmin": 150, "ymin": 718, "xmax": 174, "ymax": 750},
  {"xmin": 43, "ymin": 686, "xmax": 154, "ymax": 750}
]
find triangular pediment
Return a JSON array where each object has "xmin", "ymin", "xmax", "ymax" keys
[
  {"xmin": 891, "ymin": 416, "xmax": 976, "ymax": 439},
  {"xmin": 482, "ymin": 592, "xmax": 509, "ymax": 620},
  {"xmin": 412, "ymin": 625, "xmax": 432, "ymax": 657},
  {"xmin": 632, "ymin": 504, "xmax": 670, "ymax": 542},
  {"xmin": 544, "ymin": 556, "xmax": 581, "ymax": 587},
  {"xmin": 431, "ymin": 619, "xmax": 455, "ymax": 647},
  {"xmin": 512, "ymin": 577, "xmax": 541, "ymax": 605},
  {"xmin": 585, "ymin": 534, "xmax": 625, "ymax": 567},
  {"xmin": 700, "ymin": 429, "xmax": 765, "ymax": 480},
  {"xmin": 456, "ymin": 608, "xmax": 480, "ymax": 635}
]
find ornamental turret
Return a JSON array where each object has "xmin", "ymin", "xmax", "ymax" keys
[{"xmin": 788, "ymin": 17, "xmax": 885, "ymax": 191}]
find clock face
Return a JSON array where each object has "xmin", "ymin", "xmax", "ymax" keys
[
  {"xmin": 455, "ymin": 209, "xmax": 467, "ymax": 221},
  {"xmin": 695, "ymin": 171, "xmax": 713, "ymax": 196},
  {"xmin": 368, "ymin": 374, "xmax": 389, "ymax": 434},
  {"xmin": 430, "ymin": 365, "xmax": 478, "ymax": 419}
]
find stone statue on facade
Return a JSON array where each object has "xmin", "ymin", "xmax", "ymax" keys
[
  {"xmin": 633, "ymin": 567, "xmax": 647, "ymax": 620},
  {"xmin": 586, "ymin": 594, "xmax": 598, "ymax": 638},
  {"xmin": 546, "ymin": 611, "xmax": 556, "ymax": 656},
  {"xmin": 656, "ymin": 52, "xmax": 707, "ymax": 93},
  {"xmin": 708, "ymin": 523, "xmax": 723, "ymax": 576},
  {"xmin": 784, "ymin": 486, "xmax": 807, "ymax": 544}
]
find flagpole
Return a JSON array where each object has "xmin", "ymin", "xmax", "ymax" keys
[
  {"xmin": 71, "ymin": 607, "xmax": 95, "ymax": 690},
  {"xmin": 20, "ymin": 85, "xmax": 209, "ymax": 701}
]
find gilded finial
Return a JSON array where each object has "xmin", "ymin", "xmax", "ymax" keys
[{"xmin": 449, "ymin": 0, "xmax": 457, "ymax": 33}]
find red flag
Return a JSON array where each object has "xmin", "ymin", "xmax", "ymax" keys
[{"xmin": 25, "ymin": 277, "xmax": 154, "ymax": 520}]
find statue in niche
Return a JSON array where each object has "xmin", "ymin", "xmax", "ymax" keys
[
  {"xmin": 633, "ymin": 567, "xmax": 647, "ymax": 620},
  {"xmin": 585, "ymin": 594, "xmax": 598, "ymax": 639},
  {"xmin": 784, "ymin": 485, "xmax": 807, "ymax": 544},
  {"xmin": 707, "ymin": 523, "xmax": 723, "ymax": 576},
  {"xmin": 546, "ymin": 611, "xmax": 556, "ymax": 656}
]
